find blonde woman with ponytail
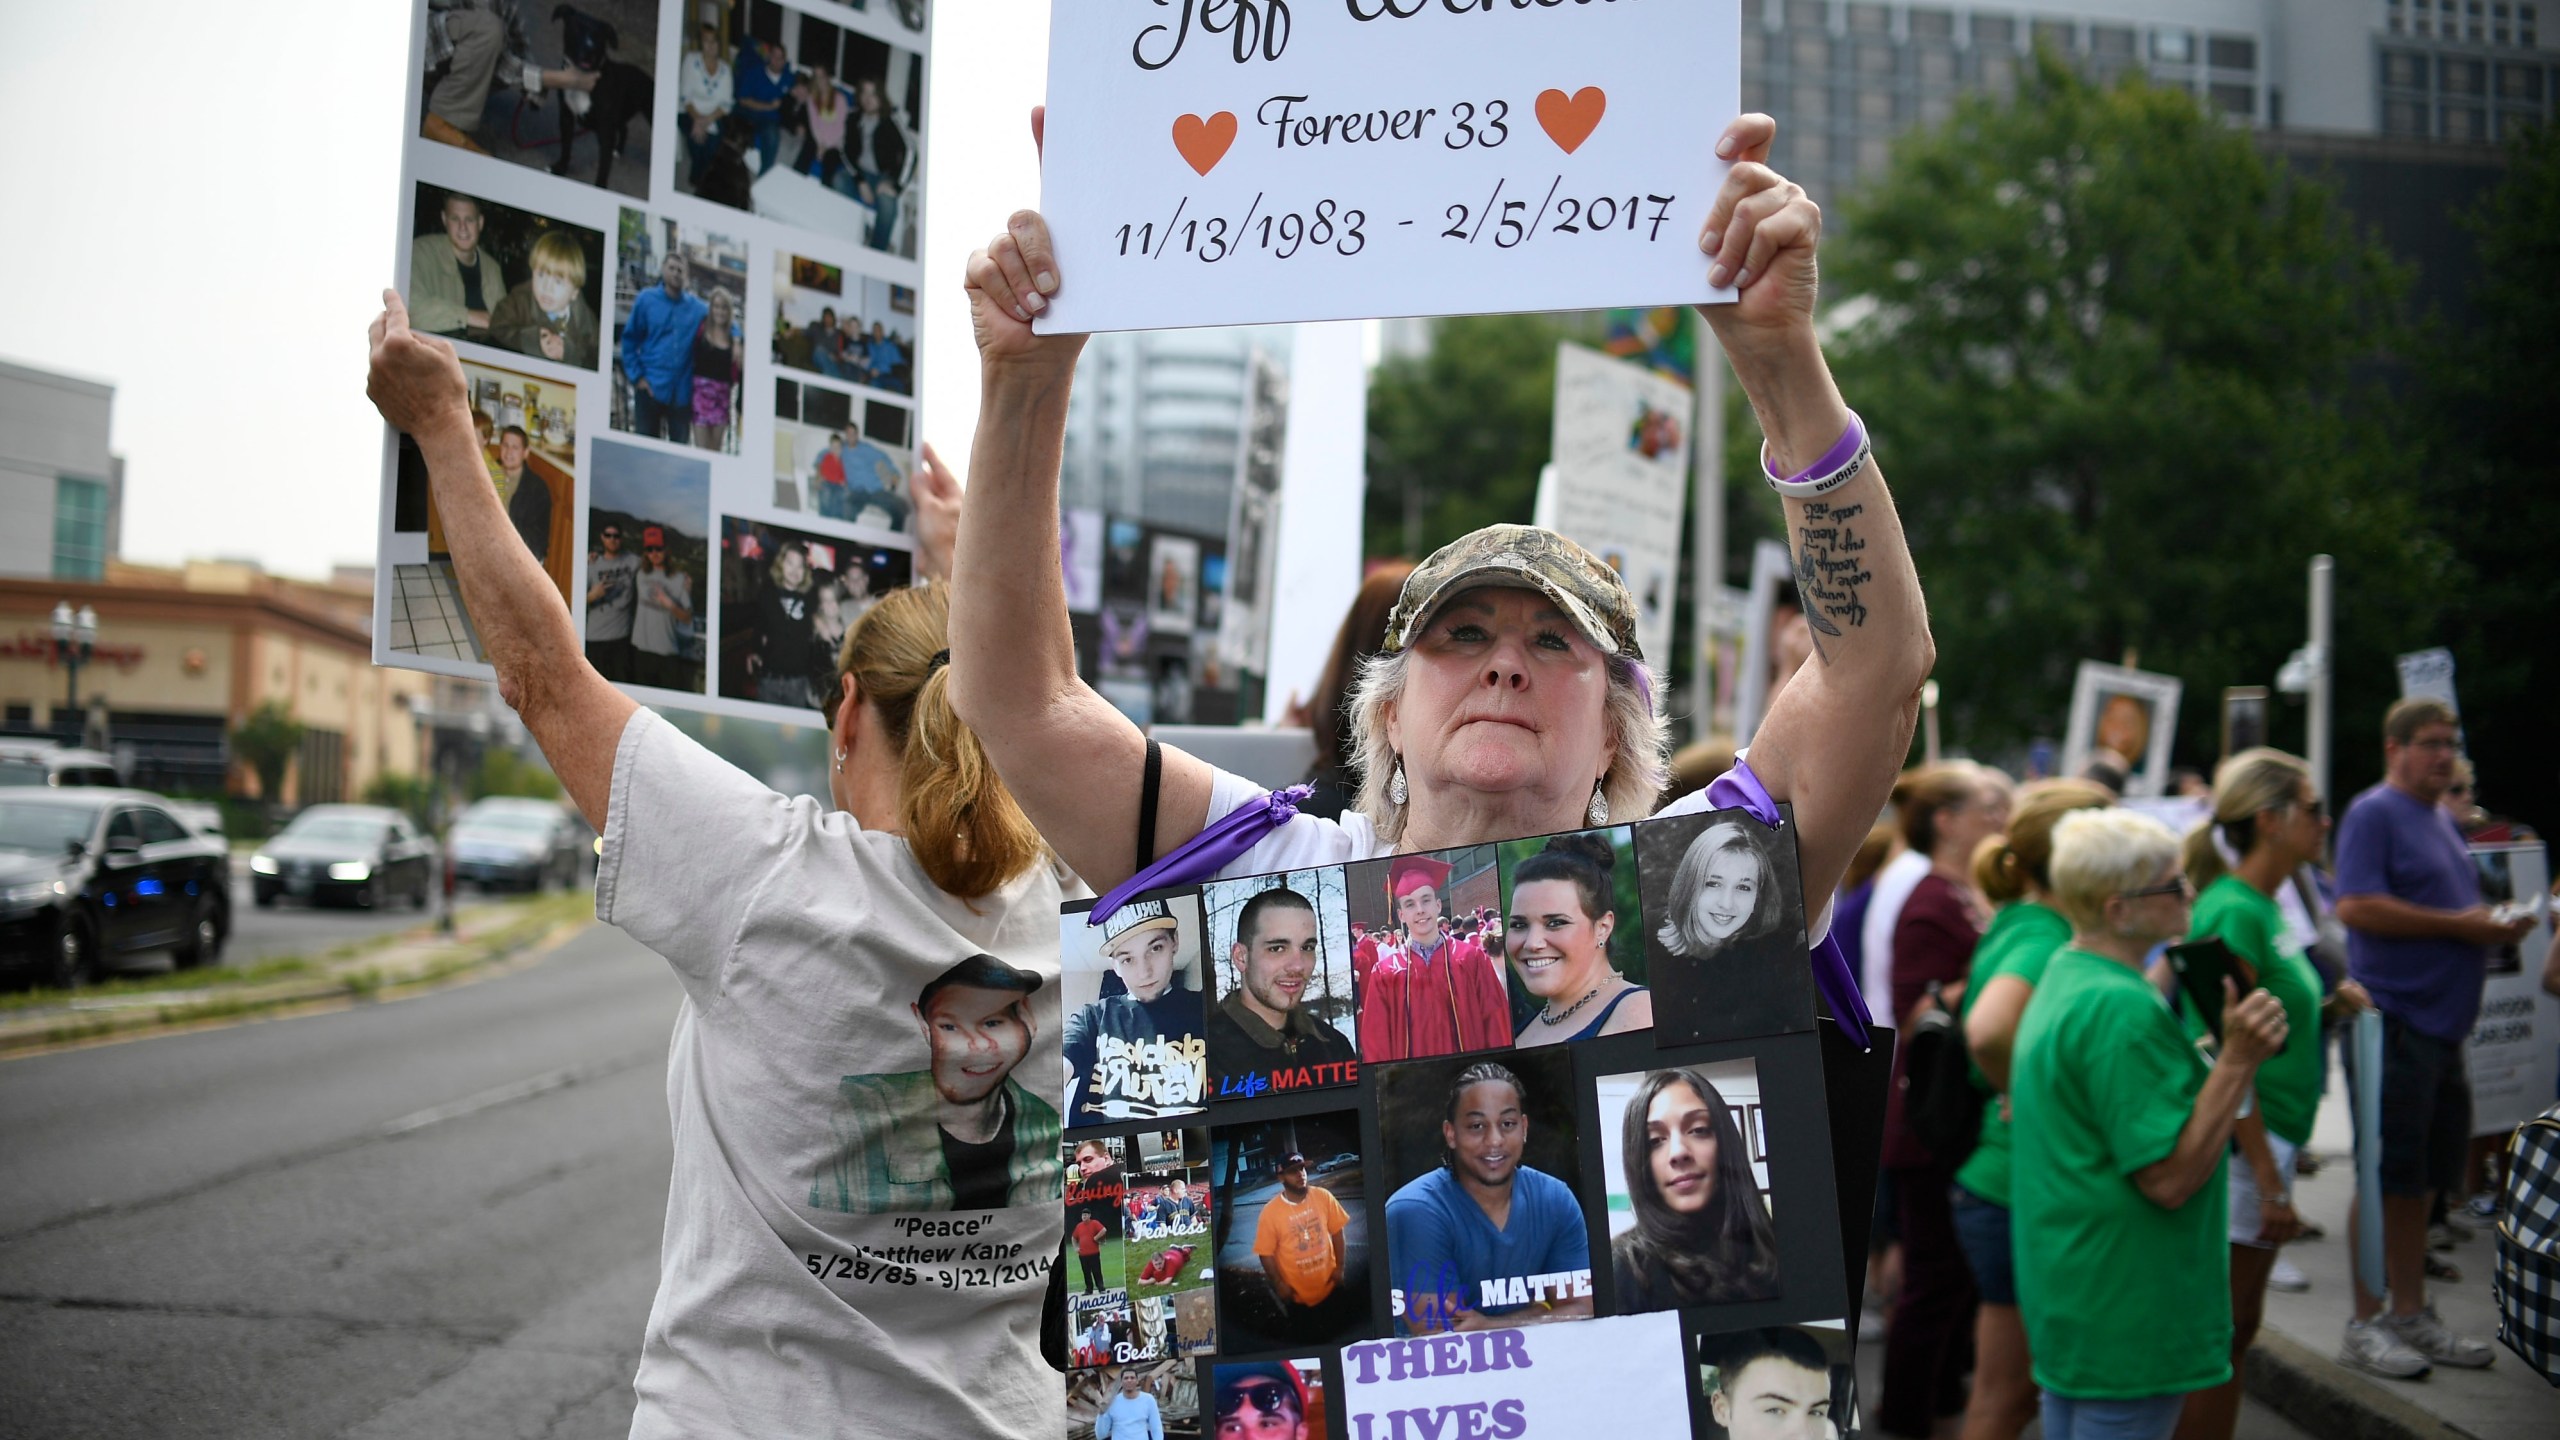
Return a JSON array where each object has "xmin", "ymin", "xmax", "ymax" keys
[
  {"xmin": 1949, "ymin": 779, "xmax": 2112, "ymax": 1440},
  {"xmin": 2173, "ymin": 750, "xmax": 2372, "ymax": 1440},
  {"xmin": 367, "ymin": 299, "xmax": 1064, "ymax": 1440}
]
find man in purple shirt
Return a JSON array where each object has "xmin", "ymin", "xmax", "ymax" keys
[{"xmin": 2332, "ymin": 697, "xmax": 2532, "ymax": 1379}]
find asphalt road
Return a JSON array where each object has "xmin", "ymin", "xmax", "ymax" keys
[{"xmin": 0, "ymin": 922, "xmax": 681, "ymax": 1440}]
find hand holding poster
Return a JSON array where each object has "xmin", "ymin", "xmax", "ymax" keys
[{"xmin": 1037, "ymin": 1, "xmax": 1741, "ymax": 331}]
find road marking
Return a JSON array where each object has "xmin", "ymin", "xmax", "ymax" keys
[{"xmin": 381, "ymin": 1062, "xmax": 603, "ymax": 1137}]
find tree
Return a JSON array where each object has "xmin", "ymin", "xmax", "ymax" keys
[
  {"xmin": 2410, "ymin": 121, "xmax": 2559, "ymax": 834},
  {"xmin": 230, "ymin": 701, "xmax": 305, "ymax": 805},
  {"xmin": 1364, "ymin": 312, "xmax": 1604, "ymax": 561},
  {"xmin": 1824, "ymin": 52, "xmax": 2445, "ymax": 772},
  {"xmin": 468, "ymin": 747, "xmax": 563, "ymax": 803}
]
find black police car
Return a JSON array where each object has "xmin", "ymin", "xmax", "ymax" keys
[{"xmin": 0, "ymin": 789, "xmax": 231, "ymax": 988}]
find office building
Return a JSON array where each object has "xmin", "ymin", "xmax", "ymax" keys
[{"xmin": 0, "ymin": 358, "xmax": 123, "ymax": 582}]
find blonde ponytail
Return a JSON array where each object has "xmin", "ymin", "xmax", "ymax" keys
[
  {"xmin": 839, "ymin": 584, "xmax": 1043, "ymax": 901},
  {"xmin": 1979, "ymin": 778, "xmax": 2115, "ymax": 905},
  {"xmin": 2185, "ymin": 747, "xmax": 2311, "ymax": 895}
]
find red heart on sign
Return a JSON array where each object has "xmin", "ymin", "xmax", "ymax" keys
[
  {"xmin": 1535, "ymin": 87, "xmax": 1607, "ymax": 154},
  {"xmin": 1171, "ymin": 112, "xmax": 1239, "ymax": 177}
]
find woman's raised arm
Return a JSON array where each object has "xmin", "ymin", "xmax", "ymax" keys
[
  {"xmin": 1695, "ymin": 115, "xmax": 1935, "ymax": 915},
  {"xmin": 366, "ymin": 291, "xmax": 635, "ymax": 828},
  {"xmin": 946, "ymin": 152, "xmax": 1221, "ymax": 892}
]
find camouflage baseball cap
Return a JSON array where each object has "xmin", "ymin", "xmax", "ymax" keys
[{"xmin": 1381, "ymin": 525, "xmax": 1641, "ymax": 661}]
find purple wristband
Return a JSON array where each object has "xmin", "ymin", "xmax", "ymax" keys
[{"xmin": 1761, "ymin": 410, "xmax": 1869, "ymax": 498}]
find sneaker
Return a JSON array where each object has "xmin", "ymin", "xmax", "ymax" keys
[
  {"xmin": 2425, "ymin": 1253, "xmax": 2463, "ymax": 1282},
  {"xmin": 2339, "ymin": 1316, "xmax": 2432, "ymax": 1379},
  {"xmin": 2381, "ymin": 1305, "xmax": 2496, "ymax": 1369},
  {"xmin": 2267, "ymin": 1257, "xmax": 2311, "ymax": 1293},
  {"xmin": 2464, "ymin": 1189, "xmax": 2502, "ymax": 1220}
]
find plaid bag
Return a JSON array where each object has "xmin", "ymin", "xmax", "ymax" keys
[{"xmin": 2494, "ymin": 1101, "xmax": 2560, "ymax": 1385}]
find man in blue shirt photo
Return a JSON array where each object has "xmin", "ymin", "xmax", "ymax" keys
[
  {"xmin": 619, "ymin": 251, "xmax": 706, "ymax": 444},
  {"xmin": 1385, "ymin": 1060, "xmax": 1592, "ymax": 1334}
]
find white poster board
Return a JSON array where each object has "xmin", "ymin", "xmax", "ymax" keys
[
  {"xmin": 1543, "ymin": 344, "xmax": 1692, "ymax": 673},
  {"xmin": 2467, "ymin": 842, "xmax": 2557, "ymax": 1135},
  {"xmin": 1730, "ymin": 539, "xmax": 1794, "ymax": 745},
  {"xmin": 377, "ymin": 0, "xmax": 931, "ymax": 726},
  {"xmin": 2395, "ymin": 647, "xmax": 2459, "ymax": 710},
  {"xmin": 1037, "ymin": 2, "xmax": 1740, "ymax": 332},
  {"xmin": 2062, "ymin": 661, "xmax": 2183, "ymax": 798}
]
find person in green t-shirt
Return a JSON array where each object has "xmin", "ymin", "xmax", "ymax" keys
[
  {"xmin": 2012, "ymin": 810, "xmax": 2289, "ymax": 1440},
  {"xmin": 2171, "ymin": 750, "xmax": 2376, "ymax": 1440},
  {"xmin": 1952, "ymin": 779, "xmax": 2113, "ymax": 1440}
]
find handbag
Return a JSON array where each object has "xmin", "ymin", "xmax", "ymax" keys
[
  {"xmin": 2493, "ymin": 1100, "xmax": 2560, "ymax": 1385},
  {"xmin": 1901, "ymin": 980, "xmax": 1985, "ymax": 1167}
]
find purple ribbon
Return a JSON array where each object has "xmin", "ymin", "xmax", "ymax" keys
[
  {"xmin": 1706, "ymin": 759, "xmax": 1876, "ymax": 1051},
  {"xmin": 1090, "ymin": 783, "xmax": 1318, "ymax": 923}
]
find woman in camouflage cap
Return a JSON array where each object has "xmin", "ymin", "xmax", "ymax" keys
[{"xmin": 950, "ymin": 113, "xmax": 1932, "ymax": 942}]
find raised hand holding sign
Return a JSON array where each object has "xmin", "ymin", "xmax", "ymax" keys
[{"xmin": 1037, "ymin": 0, "xmax": 1744, "ymax": 332}]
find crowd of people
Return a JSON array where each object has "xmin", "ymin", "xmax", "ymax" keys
[
  {"xmin": 1832, "ymin": 694, "xmax": 2541, "ymax": 1440},
  {"xmin": 775, "ymin": 308, "xmax": 915, "ymax": 394},
  {"xmin": 361, "ymin": 97, "xmax": 2548, "ymax": 1440},
  {"xmin": 676, "ymin": 21, "xmax": 914, "ymax": 252}
]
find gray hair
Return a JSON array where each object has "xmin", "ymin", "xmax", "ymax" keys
[
  {"xmin": 2049, "ymin": 808, "xmax": 2180, "ymax": 931},
  {"xmin": 1347, "ymin": 646, "xmax": 1669, "ymax": 847}
]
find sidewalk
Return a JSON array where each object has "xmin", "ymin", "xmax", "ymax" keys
[
  {"xmin": 0, "ymin": 891, "xmax": 594, "ymax": 1057},
  {"xmin": 2246, "ymin": 1047, "xmax": 2560, "ymax": 1440}
]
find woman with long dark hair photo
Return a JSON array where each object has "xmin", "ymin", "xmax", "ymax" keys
[{"xmin": 1610, "ymin": 1066, "xmax": 1781, "ymax": 1313}]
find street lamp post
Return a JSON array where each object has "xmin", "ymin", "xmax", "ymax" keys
[{"xmin": 48, "ymin": 602, "xmax": 97, "ymax": 739}]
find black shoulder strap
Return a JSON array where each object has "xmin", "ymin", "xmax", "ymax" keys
[{"xmin": 1137, "ymin": 738, "xmax": 1163, "ymax": 872}]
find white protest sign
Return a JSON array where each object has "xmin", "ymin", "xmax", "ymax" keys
[
  {"xmin": 1038, "ymin": 1, "xmax": 1741, "ymax": 333},
  {"xmin": 2395, "ymin": 647, "xmax": 2458, "ymax": 710},
  {"xmin": 2467, "ymin": 842, "xmax": 2557, "ymax": 1135},
  {"xmin": 1340, "ymin": 1310, "xmax": 1690, "ymax": 1440},
  {"xmin": 1545, "ymin": 343, "xmax": 1691, "ymax": 672}
]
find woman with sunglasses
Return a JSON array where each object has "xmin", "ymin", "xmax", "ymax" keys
[
  {"xmin": 2009, "ymin": 810, "xmax": 2291, "ymax": 1440},
  {"xmin": 2171, "ymin": 750, "xmax": 2372, "ymax": 1439}
]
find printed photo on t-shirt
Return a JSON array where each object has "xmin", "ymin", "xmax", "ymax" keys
[
  {"xmin": 1344, "ymin": 846, "xmax": 1513, "ymax": 1063},
  {"xmin": 1062, "ymin": 895, "xmax": 1212, "ymax": 1128},
  {"xmin": 1069, "ymin": 1358, "xmax": 1198, "ymax": 1440},
  {"xmin": 1596, "ymin": 1058, "xmax": 1783, "ymax": 1317},
  {"xmin": 1375, "ymin": 1050, "xmax": 1593, "ymax": 1336},
  {"xmin": 1691, "ymin": 1320, "xmax": 1858, "ymax": 1440},
  {"xmin": 805, "ymin": 952, "xmax": 1063, "ymax": 1216},
  {"xmin": 1203, "ymin": 867, "xmax": 1361, "ymax": 1101},
  {"xmin": 1497, "ymin": 827, "xmax": 1650, "ymax": 1047},
  {"xmin": 1636, "ymin": 806, "xmax": 1814, "ymax": 1045},
  {"xmin": 1211, "ymin": 1110, "xmax": 1370, "ymax": 1353}
]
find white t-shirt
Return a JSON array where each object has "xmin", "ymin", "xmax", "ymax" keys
[
  {"xmin": 1202, "ymin": 769, "xmax": 1834, "ymax": 942},
  {"xmin": 1859, "ymin": 848, "xmax": 1932, "ymax": 1013},
  {"xmin": 599, "ymin": 708, "xmax": 1066, "ymax": 1439}
]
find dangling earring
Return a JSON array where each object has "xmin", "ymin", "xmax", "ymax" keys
[
  {"xmin": 1387, "ymin": 755, "xmax": 1408, "ymax": 806},
  {"xmin": 1586, "ymin": 780, "xmax": 1609, "ymax": 826},
  {"xmin": 832, "ymin": 747, "xmax": 847, "ymax": 774}
]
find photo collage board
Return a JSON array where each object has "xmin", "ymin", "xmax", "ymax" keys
[
  {"xmin": 1060, "ymin": 804, "xmax": 1868, "ymax": 1440},
  {"xmin": 377, "ymin": 0, "xmax": 930, "ymax": 724}
]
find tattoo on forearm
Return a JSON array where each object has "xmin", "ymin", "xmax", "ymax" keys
[{"xmin": 1793, "ymin": 501, "xmax": 1873, "ymax": 666}]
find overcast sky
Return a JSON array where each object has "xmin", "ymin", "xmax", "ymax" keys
[{"xmin": 0, "ymin": 0, "xmax": 1050, "ymax": 580}]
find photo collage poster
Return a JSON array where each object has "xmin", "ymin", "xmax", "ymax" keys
[
  {"xmin": 1061, "ymin": 806, "xmax": 1863, "ymax": 1440},
  {"xmin": 378, "ymin": 0, "xmax": 930, "ymax": 724}
]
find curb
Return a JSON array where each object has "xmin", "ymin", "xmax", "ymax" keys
[
  {"xmin": 2247, "ymin": 1329, "xmax": 2472, "ymax": 1440},
  {"xmin": 0, "ymin": 901, "xmax": 594, "ymax": 1058}
]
